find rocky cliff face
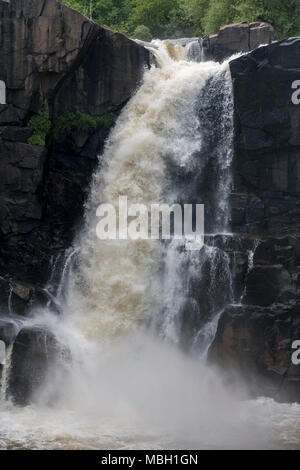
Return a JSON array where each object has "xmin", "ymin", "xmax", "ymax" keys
[
  {"xmin": 0, "ymin": 0, "xmax": 149, "ymax": 405},
  {"xmin": 230, "ymin": 38, "xmax": 300, "ymax": 235},
  {"xmin": 209, "ymin": 38, "xmax": 300, "ymax": 402},
  {"xmin": 203, "ymin": 22, "xmax": 277, "ymax": 61},
  {"xmin": 0, "ymin": 0, "xmax": 149, "ymax": 310}
]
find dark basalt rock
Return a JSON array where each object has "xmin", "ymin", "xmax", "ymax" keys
[
  {"xmin": 8, "ymin": 326, "xmax": 68, "ymax": 405},
  {"xmin": 230, "ymin": 38, "xmax": 300, "ymax": 235},
  {"xmin": 0, "ymin": 318, "xmax": 19, "ymax": 345},
  {"xmin": 210, "ymin": 233, "xmax": 300, "ymax": 402},
  {"xmin": 0, "ymin": 126, "xmax": 33, "ymax": 143},
  {"xmin": 244, "ymin": 265, "xmax": 294, "ymax": 307},
  {"xmin": 0, "ymin": 0, "xmax": 149, "ymax": 122},
  {"xmin": 0, "ymin": 0, "xmax": 149, "ymax": 299},
  {"xmin": 209, "ymin": 302, "xmax": 300, "ymax": 402},
  {"xmin": 204, "ymin": 22, "xmax": 277, "ymax": 62},
  {"xmin": 54, "ymin": 29, "xmax": 149, "ymax": 116},
  {"xmin": 0, "ymin": 2, "xmax": 149, "ymax": 404},
  {"xmin": 223, "ymin": 88, "xmax": 300, "ymax": 396}
]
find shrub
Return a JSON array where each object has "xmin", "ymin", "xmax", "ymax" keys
[
  {"xmin": 27, "ymin": 110, "xmax": 51, "ymax": 147},
  {"xmin": 133, "ymin": 25, "xmax": 152, "ymax": 42},
  {"xmin": 52, "ymin": 110, "xmax": 114, "ymax": 141}
]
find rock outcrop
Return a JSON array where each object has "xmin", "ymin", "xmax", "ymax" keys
[
  {"xmin": 0, "ymin": 0, "xmax": 149, "ymax": 309},
  {"xmin": 210, "ymin": 38, "xmax": 300, "ymax": 401},
  {"xmin": 0, "ymin": 0, "xmax": 149, "ymax": 405},
  {"xmin": 209, "ymin": 301, "xmax": 300, "ymax": 402},
  {"xmin": 203, "ymin": 22, "xmax": 277, "ymax": 61},
  {"xmin": 0, "ymin": 0, "xmax": 148, "ymax": 122},
  {"xmin": 230, "ymin": 38, "xmax": 300, "ymax": 235},
  {"xmin": 8, "ymin": 326, "xmax": 68, "ymax": 405}
]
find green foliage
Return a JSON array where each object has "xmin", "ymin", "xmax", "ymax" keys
[
  {"xmin": 60, "ymin": 0, "xmax": 300, "ymax": 40},
  {"xmin": 26, "ymin": 108, "xmax": 114, "ymax": 146},
  {"xmin": 52, "ymin": 110, "xmax": 77, "ymax": 141},
  {"xmin": 27, "ymin": 110, "xmax": 51, "ymax": 147},
  {"xmin": 133, "ymin": 24, "xmax": 152, "ymax": 41},
  {"xmin": 202, "ymin": 0, "xmax": 236, "ymax": 34},
  {"xmin": 201, "ymin": 0, "xmax": 300, "ymax": 38},
  {"xmin": 52, "ymin": 110, "xmax": 114, "ymax": 141}
]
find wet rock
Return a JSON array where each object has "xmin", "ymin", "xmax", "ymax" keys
[
  {"xmin": 0, "ymin": 126, "xmax": 33, "ymax": 143},
  {"xmin": 0, "ymin": 0, "xmax": 149, "ymax": 288},
  {"xmin": 8, "ymin": 326, "xmax": 68, "ymax": 406},
  {"xmin": 0, "ymin": 141, "xmax": 47, "ymax": 239},
  {"xmin": 0, "ymin": 319, "xmax": 19, "ymax": 345},
  {"xmin": 208, "ymin": 232, "xmax": 300, "ymax": 402},
  {"xmin": 230, "ymin": 38, "xmax": 300, "ymax": 235},
  {"xmin": 178, "ymin": 245, "xmax": 234, "ymax": 350},
  {"xmin": 209, "ymin": 302, "xmax": 300, "ymax": 401},
  {"xmin": 244, "ymin": 265, "xmax": 294, "ymax": 307}
]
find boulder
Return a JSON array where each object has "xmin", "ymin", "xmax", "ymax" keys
[
  {"xmin": 209, "ymin": 302, "xmax": 300, "ymax": 401},
  {"xmin": 8, "ymin": 326, "xmax": 68, "ymax": 405},
  {"xmin": 0, "ymin": 0, "xmax": 149, "ymax": 123},
  {"xmin": 204, "ymin": 22, "xmax": 277, "ymax": 62}
]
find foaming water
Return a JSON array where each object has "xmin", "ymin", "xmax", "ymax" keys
[
  {"xmin": 0, "ymin": 344, "xmax": 13, "ymax": 402},
  {"xmin": 0, "ymin": 330, "xmax": 300, "ymax": 450},
  {"xmin": 65, "ymin": 40, "xmax": 234, "ymax": 341}
]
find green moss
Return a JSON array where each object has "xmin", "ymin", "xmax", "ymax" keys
[
  {"xmin": 27, "ymin": 110, "xmax": 51, "ymax": 147},
  {"xmin": 52, "ymin": 110, "xmax": 114, "ymax": 141}
]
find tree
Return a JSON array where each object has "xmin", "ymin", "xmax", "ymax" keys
[
  {"xmin": 60, "ymin": 0, "xmax": 300, "ymax": 40},
  {"xmin": 129, "ymin": 0, "xmax": 189, "ymax": 38},
  {"xmin": 132, "ymin": 25, "xmax": 152, "ymax": 41},
  {"xmin": 202, "ymin": 0, "xmax": 237, "ymax": 34}
]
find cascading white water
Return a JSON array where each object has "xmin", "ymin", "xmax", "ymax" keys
[
  {"xmin": 239, "ymin": 239, "xmax": 261, "ymax": 304},
  {"xmin": 1, "ymin": 40, "xmax": 300, "ymax": 450},
  {"xmin": 185, "ymin": 38, "xmax": 205, "ymax": 62},
  {"xmin": 64, "ymin": 40, "xmax": 234, "ymax": 342},
  {"xmin": 0, "ymin": 344, "xmax": 13, "ymax": 403}
]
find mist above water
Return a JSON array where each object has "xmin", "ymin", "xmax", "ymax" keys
[{"xmin": 1, "ymin": 315, "xmax": 299, "ymax": 450}]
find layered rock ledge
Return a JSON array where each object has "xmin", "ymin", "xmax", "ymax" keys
[
  {"xmin": 210, "ymin": 38, "xmax": 300, "ymax": 401},
  {"xmin": 0, "ymin": 0, "xmax": 149, "ymax": 299}
]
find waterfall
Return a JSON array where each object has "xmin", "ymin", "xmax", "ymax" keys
[
  {"xmin": 0, "ymin": 41, "xmax": 237, "ymax": 412},
  {"xmin": 240, "ymin": 239, "xmax": 261, "ymax": 304},
  {"xmin": 0, "ymin": 343, "xmax": 13, "ymax": 403},
  {"xmin": 61, "ymin": 41, "xmax": 235, "ymax": 346},
  {"xmin": 1, "ymin": 40, "xmax": 297, "ymax": 451},
  {"xmin": 185, "ymin": 39, "xmax": 205, "ymax": 62}
]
